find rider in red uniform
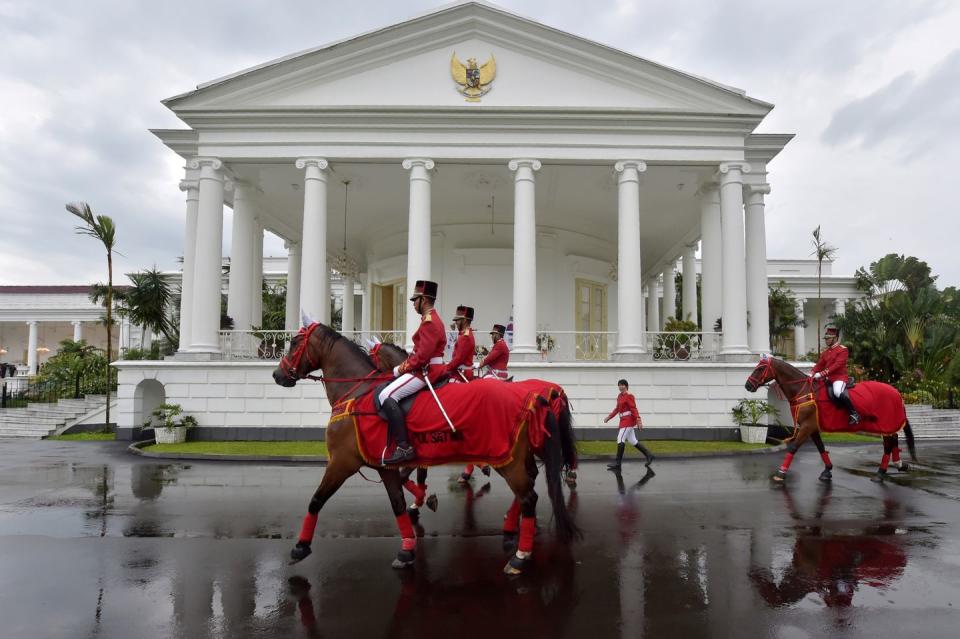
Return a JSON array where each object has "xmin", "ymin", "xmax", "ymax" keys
[
  {"xmin": 479, "ymin": 324, "xmax": 510, "ymax": 380},
  {"xmin": 811, "ymin": 326, "xmax": 859, "ymax": 424},
  {"xmin": 446, "ymin": 305, "xmax": 475, "ymax": 383},
  {"xmin": 377, "ymin": 280, "xmax": 446, "ymax": 465}
]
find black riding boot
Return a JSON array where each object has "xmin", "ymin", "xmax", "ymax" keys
[
  {"xmin": 838, "ymin": 390, "xmax": 861, "ymax": 425},
  {"xmin": 381, "ymin": 398, "xmax": 416, "ymax": 465},
  {"xmin": 607, "ymin": 443, "xmax": 625, "ymax": 471},
  {"xmin": 635, "ymin": 443, "xmax": 655, "ymax": 466}
]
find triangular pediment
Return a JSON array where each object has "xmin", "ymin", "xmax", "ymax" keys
[{"xmin": 165, "ymin": 2, "xmax": 771, "ymax": 116}]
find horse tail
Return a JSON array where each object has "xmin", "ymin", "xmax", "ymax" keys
[
  {"xmin": 903, "ymin": 419, "xmax": 917, "ymax": 461},
  {"xmin": 542, "ymin": 408, "xmax": 582, "ymax": 543},
  {"xmin": 557, "ymin": 398, "xmax": 578, "ymax": 472}
]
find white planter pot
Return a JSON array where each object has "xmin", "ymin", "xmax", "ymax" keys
[
  {"xmin": 740, "ymin": 425, "xmax": 768, "ymax": 444},
  {"xmin": 155, "ymin": 426, "xmax": 187, "ymax": 444}
]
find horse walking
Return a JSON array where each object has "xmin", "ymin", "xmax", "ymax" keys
[
  {"xmin": 744, "ymin": 355, "xmax": 916, "ymax": 483},
  {"xmin": 273, "ymin": 321, "xmax": 580, "ymax": 574}
]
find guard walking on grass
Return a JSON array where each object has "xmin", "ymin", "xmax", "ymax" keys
[{"xmin": 603, "ymin": 378, "xmax": 654, "ymax": 470}]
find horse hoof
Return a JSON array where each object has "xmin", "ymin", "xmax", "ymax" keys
[
  {"xmin": 819, "ymin": 469, "xmax": 833, "ymax": 482},
  {"xmin": 392, "ymin": 549, "xmax": 415, "ymax": 569},
  {"xmin": 407, "ymin": 507, "xmax": 421, "ymax": 522},
  {"xmin": 289, "ymin": 542, "xmax": 312, "ymax": 564},
  {"xmin": 426, "ymin": 494, "xmax": 439, "ymax": 512},
  {"xmin": 502, "ymin": 531, "xmax": 518, "ymax": 553},
  {"xmin": 481, "ymin": 465, "xmax": 492, "ymax": 477},
  {"xmin": 897, "ymin": 463, "xmax": 910, "ymax": 473},
  {"xmin": 771, "ymin": 471, "xmax": 786, "ymax": 483},
  {"xmin": 871, "ymin": 470, "xmax": 888, "ymax": 483},
  {"xmin": 503, "ymin": 553, "xmax": 530, "ymax": 576}
]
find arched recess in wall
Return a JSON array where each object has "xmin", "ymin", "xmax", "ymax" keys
[{"xmin": 133, "ymin": 379, "xmax": 165, "ymax": 431}]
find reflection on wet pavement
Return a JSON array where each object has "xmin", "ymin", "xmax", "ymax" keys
[{"xmin": 1, "ymin": 439, "xmax": 959, "ymax": 638}]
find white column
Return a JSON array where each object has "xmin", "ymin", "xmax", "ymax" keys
[
  {"xmin": 794, "ymin": 298, "xmax": 807, "ymax": 360},
  {"xmin": 284, "ymin": 241, "xmax": 302, "ymax": 332},
  {"xmin": 613, "ymin": 160, "xmax": 647, "ymax": 358},
  {"xmin": 72, "ymin": 320, "xmax": 83, "ymax": 342},
  {"xmin": 26, "ymin": 321, "xmax": 38, "ymax": 375},
  {"xmin": 250, "ymin": 220, "xmax": 264, "ymax": 328},
  {"xmin": 402, "ymin": 158, "xmax": 435, "ymax": 347},
  {"xmin": 682, "ymin": 242, "xmax": 699, "ymax": 326},
  {"xmin": 187, "ymin": 157, "xmax": 225, "ymax": 353},
  {"xmin": 296, "ymin": 158, "xmax": 330, "ymax": 324},
  {"xmin": 177, "ymin": 178, "xmax": 200, "ymax": 352},
  {"xmin": 360, "ymin": 274, "xmax": 371, "ymax": 336},
  {"xmin": 342, "ymin": 276, "xmax": 356, "ymax": 333},
  {"xmin": 718, "ymin": 162, "xmax": 751, "ymax": 355},
  {"xmin": 119, "ymin": 317, "xmax": 130, "ymax": 353},
  {"xmin": 662, "ymin": 263, "xmax": 677, "ymax": 325},
  {"xmin": 226, "ymin": 180, "xmax": 256, "ymax": 331},
  {"xmin": 833, "ymin": 298, "xmax": 846, "ymax": 318},
  {"xmin": 508, "ymin": 159, "xmax": 543, "ymax": 357},
  {"xmin": 699, "ymin": 183, "xmax": 722, "ymax": 333},
  {"xmin": 745, "ymin": 184, "xmax": 772, "ymax": 353},
  {"xmin": 646, "ymin": 283, "xmax": 660, "ymax": 334}
]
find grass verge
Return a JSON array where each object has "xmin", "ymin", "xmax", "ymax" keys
[
  {"xmin": 141, "ymin": 439, "xmax": 767, "ymax": 458},
  {"xmin": 144, "ymin": 441, "xmax": 328, "ymax": 457},
  {"xmin": 819, "ymin": 432, "xmax": 880, "ymax": 443},
  {"xmin": 48, "ymin": 432, "xmax": 116, "ymax": 441}
]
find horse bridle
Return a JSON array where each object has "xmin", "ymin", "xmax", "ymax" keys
[
  {"xmin": 746, "ymin": 357, "xmax": 814, "ymax": 400},
  {"xmin": 279, "ymin": 323, "xmax": 322, "ymax": 382}
]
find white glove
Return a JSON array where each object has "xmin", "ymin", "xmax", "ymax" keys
[
  {"xmin": 812, "ymin": 372, "xmax": 822, "ymax": 379},
  {"xmin": 392, "ymin": 365, "xmax": 401, "ymax": 377}
]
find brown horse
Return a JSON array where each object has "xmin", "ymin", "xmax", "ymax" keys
[
  {"xmin": 272, "ymin": 322, "xmax": 580, "ymax": 574},
  {"xmin": 744, "ymin": 355, "xmax": 916, "ymax": 483}
]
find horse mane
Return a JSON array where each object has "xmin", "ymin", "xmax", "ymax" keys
[
  {"xmin": 378, "ymin": 343, "xmax": 408, "ymax": 360},
  {"xmin": 312, "ymin": 324, "xmax": 375, "ymax": 370}
]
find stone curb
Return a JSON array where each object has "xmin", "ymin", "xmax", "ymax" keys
[{"xmin": 128, "ymin": 440, "xmax": 796, "ymax": 464}]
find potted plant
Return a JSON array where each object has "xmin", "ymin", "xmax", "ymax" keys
[
  {"xmin": 731, "ymin": 399, "xmax": 780, "ymax": 444},
  {"xmin": 536, "ymin": 332, "xmax": 556, "ymax": 360},
  {"xmin": 144, "ymin": 403, "xmax": 197, "ymax": 444}
]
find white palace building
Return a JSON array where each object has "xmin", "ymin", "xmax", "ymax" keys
[{"xmin": 5, "ymin": 2, "xmax": 867, "ymax": 438}]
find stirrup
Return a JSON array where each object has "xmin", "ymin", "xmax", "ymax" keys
[
  {"xmin": 848, "ymin": 412, "xmax": 861, "ymax": 425},
  {"xmin": 383, "ymin": 445, "xmax": 416, "ymax": 466}
]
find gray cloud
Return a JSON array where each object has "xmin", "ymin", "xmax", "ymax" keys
[{"xmin": 2, "ymin": 0, "xmax": 959, "ymax": 287}]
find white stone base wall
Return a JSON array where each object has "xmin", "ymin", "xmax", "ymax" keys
[{"xmin": 115, "ymin": 360, "xmax": 797, "ymax": 436}]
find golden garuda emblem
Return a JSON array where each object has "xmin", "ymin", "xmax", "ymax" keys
[{"xmin": 450, "ymin": 52, "xmax": 496, "ymax": 101}]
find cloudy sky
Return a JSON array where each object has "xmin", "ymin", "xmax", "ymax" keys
[{"xmin": 2, "ymin": 0, "xmax": 959, "ymax": 287}]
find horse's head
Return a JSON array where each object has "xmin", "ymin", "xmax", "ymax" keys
[
  {"xmin": 273, "ymin": 315, "xmax": 325, "ymax": 387},
  {"xmin": 745, "ymin": 354, "xmax": 776, "ymax": 392},
  {"xmin": 368, "ymin": 341, "xmax": 408, "ymax": 373}
]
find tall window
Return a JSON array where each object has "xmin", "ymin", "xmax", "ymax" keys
[
  {"xmin": 575, "ymin": 278, "xmax": 607, "ymax": 360},
  {"xmin": 372, "ymin": 280, "xmax": 405, "ymax": 342}
]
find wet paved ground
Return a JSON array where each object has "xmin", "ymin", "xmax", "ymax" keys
[{"xmin": 1, "ymin": 440, "xmax": 960, "ymax": 638}]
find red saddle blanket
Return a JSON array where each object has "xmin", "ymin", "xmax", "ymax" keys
[
  {"xmin": 792, "ymin": 381, "xmax": 907, "ymax": 435},
  {"xmin": 330, "ymin": 378, "xmax": 565, "ymax": 467}
]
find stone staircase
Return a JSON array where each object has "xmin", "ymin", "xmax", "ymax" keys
[
  {"xmin": 0, "ymin": 395, "xmax": 110, "ymax": 439},
  {"xmin": 906, "ymin": 404, "xmax": 960, "ymax": 439}
]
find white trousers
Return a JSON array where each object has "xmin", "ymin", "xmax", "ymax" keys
[
  {"xmin": 616, "ymin": 427, "xmax": 639, "ymax": 445},
  {"xmin": 832, "ymin": 380, "xmax": 846, "ymax": 396},
  {"xmin": 378, "ymin": 373, "xmax": 426, "ymax": 405}
]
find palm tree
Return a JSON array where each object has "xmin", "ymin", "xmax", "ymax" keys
[
  {"xmin": 67, "ymin": 202, "xmax": 117, "ymax": 428},
  {"xmin": 810, "ymin": 226, "xmax": 837, "ymax": 355},
  {"xmin": 126, "ymin": 268, "xmax": 176, "ymax": 347}
]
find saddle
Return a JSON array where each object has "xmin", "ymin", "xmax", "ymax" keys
[{"xmin": 372, "ymin": 376, "xmax": 451, "ymax": 419}]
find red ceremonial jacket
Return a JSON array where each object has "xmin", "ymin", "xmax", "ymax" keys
[
  {"xmin": 480, "ymin": 339, "xmax": 510, "ymax": 376},
  {"xmin": 607, "ymin": 392, "xmax": 641, "ymax": 428},
  {"xmin": 446, "ymin": 328, "xmax": 476, "ymax": 381},
  {"xmin": 811, "ymin": 343, "xmax": 849, "ymax": 383},
  {"xmin": 398, "ymin": 308, "xmax": 446, "ymax": 382}
]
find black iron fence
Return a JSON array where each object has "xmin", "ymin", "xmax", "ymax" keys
[{"xmin": 0, "ymin": 370, "xmax": 116, "ymax": 409}]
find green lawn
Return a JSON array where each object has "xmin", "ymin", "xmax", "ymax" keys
[
  {"xmin": 819, "ymin": 432, "xmax": 879, "ymax": 443},
  {"xmin": 141, "ymin": 439, "xmax": 767, "ymax": 457},
  {"xmin": 47, "ymin": 432, "xmax": 116, "ymax": 441},
  {"xmin": 144, "ymin": 441, "xmax": 329, "ymax": 457}
]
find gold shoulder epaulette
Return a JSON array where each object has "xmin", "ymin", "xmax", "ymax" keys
[
  {"xmin": 465, "ymin": 328, "xmax": 472, "ymax": 336},
  {"xmin": 839, "ymin": 344, "xmax": 847, "ymax": 349},
  {"xmin": 423, "ymin": 313, "xmax": 432, "ymax": 322}
]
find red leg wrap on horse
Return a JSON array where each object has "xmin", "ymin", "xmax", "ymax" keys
[
  {"xmin": 465, "ymin": 464, "xmax": 474, "ymax": 475},
  {"xmin": 880, "ymin": 453, "xmax": 890, "ymax": 471},
  {"xmin": 820, "ymin": 451, "xmax": 832, "ymax": 467},
  {"xmin": 892, "ymin": 447, "xmax": 901, "ymax": 463},
  {"xmin": 396, "ymin": 513, "xmax": 415, "ymax": 542},
  {"xmin": 519, "ymin": 517, "xmax": 536, "ymax": 553},
  {"xmin": 780, "ymin": 452, "xmax": 795, "ymax": 473},
  {"xmin": 298, "ymin": 513, "xmax": 318, "ymax": 543},
  {"xmin": 403, "ymin": 480, "xmax": 425, "ymax": 502},
  {"xmin": 503, "ymin": 499, "xmax": 522, "ymax": 533}
]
